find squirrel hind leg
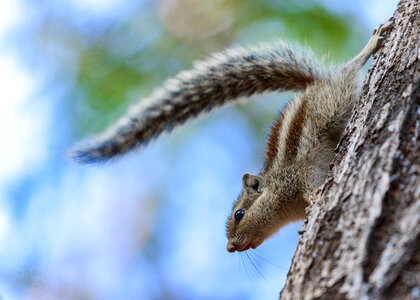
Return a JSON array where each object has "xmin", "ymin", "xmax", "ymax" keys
[
  {"xmin": 367, "ymin": 21, "xmax": 393, "ymax": 56},
  {"xmin": 345, "ymin": 21, "xmax": 393, "ymax": 71}
]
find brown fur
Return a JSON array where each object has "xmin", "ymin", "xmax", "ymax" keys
[
  {"xmin": 284, "ymin": 98, "xmax": 307, "ymax": 163},
  {"xmin": 264, "ymin": 112, "xmax": 285, "ymax": 172}
]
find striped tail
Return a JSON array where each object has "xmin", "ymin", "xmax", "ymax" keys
[{"xmin": 70, "ymin": 42, "xmax": 323, "ymax": 163}]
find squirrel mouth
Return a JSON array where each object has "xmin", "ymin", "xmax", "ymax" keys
[
  {"xmin": 227, "ymin": 239, "xmax": 262, "ymax": 252},
  {"xmin": 237, "ymin": 242, "xmax": 253, "ymax": 252}
]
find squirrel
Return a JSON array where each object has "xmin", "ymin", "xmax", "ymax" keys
[{"xmin": 70, "ymin": 22, "xmax": 393, "ymax": 253}]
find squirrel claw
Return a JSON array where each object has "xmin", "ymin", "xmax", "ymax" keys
[
  {"xmin": 371, "ymin": 21, "xmax": 393, "ymax": 50},
  {"xmin": 374, "ymin": 21, "xmax": 393, "ymax": 36}
]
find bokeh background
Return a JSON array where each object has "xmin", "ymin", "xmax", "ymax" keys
[{"xmin": 0, "ymin": 0, "xmax": 398, "ymax": 299}]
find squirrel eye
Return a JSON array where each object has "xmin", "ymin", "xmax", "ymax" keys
[{"xmin": 234, "ymin": 208, "xmax": 245, "ymax": 222}]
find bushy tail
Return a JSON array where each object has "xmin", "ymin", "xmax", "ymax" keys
[{"xmin": 70, "ymin": 42, "xmax": 324, "ymax": 163}]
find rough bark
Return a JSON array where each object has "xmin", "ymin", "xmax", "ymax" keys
[{"xmin": 280, "ymin": 0, "xmax": 419, "ymax": 299}]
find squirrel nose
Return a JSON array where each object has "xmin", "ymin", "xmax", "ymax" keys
[{"xmin": 227, "ymin": 242, "xmax": 237, "ymax": 253}]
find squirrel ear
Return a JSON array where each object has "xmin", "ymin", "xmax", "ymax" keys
[{"xmin": 242, "ymin": 173, "xmax": 263, "ymax": 193}]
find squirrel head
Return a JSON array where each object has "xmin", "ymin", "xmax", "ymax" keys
[
  {"xmin": 225, "ymin": 173, "xmax": 282, "ymax": 253},
  {"xmin": 225, "ymin": 172, "xmax": 308, "ymax": 253}
]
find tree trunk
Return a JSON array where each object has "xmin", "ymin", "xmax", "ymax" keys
[{"xmin": 280, "ymin": 0, "xmax": 419, "ymax": 299}]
